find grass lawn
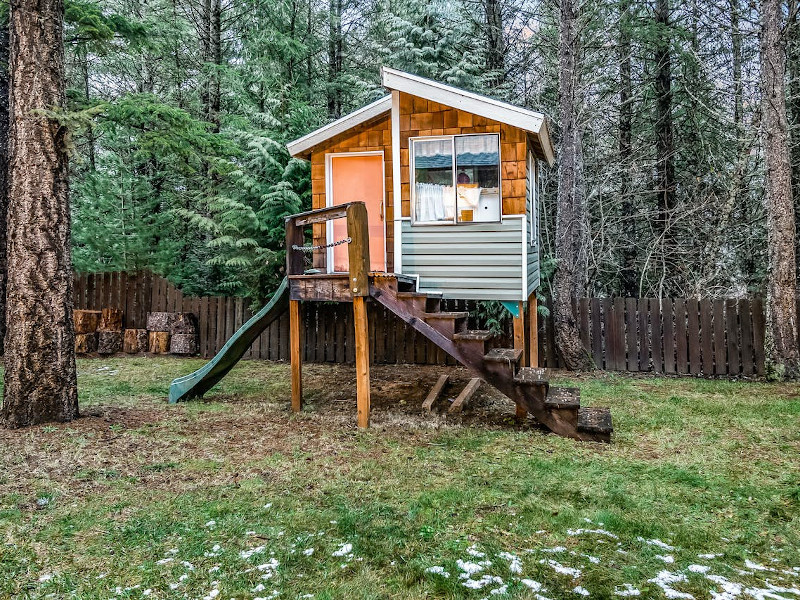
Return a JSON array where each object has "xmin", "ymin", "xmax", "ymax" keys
[{"xmin": 1, "ymin": 358, "xmax": 799, "ymax": 600}]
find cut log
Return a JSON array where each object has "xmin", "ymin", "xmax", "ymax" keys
[
  {"xmin": 170, "ymin": 333, "xmax": 198, "ymax": 355},
  {"xmin": 149, "ymin": 331, "xmax": 170, "ymax": 354},
  {"xmin": 75, "ymin": 333, "xmax": 98, "ymax": 354},
  {"xmin": 147, "ymin": 311, "xmax": 176, "ymax": 332},
  {"xmin": 137, "ymin": 329, "xmax": 149, "ymax": 353},
  {"xmin": 97, "ymin": 331, "xmax": 123, "ymax": 355},
  {"xmin": 73, "ymin": 310, "xmax": 101, "ymax": 334},
  {"xmin": 171, "ymin": 313, "xmax": 198, "ymax": 335},
  {"xmin": 123, "ymin": 328, "xmax": 149, "ymax": 353},
  {"xmin": 99, "ymin": 308, "xmax": 123, "ymax": 332}
]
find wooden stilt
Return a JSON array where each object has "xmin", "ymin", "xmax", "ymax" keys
[
  {"xmin": 353, "ymin": 295, "xmax": 371, "ymax": 428},
  {"xmin": 513, "ymin": 301, "xmax": 527, "ymax": 419},
  {"xmin": 528, "ymin": 292, "xmax": 539, "ymax": 368},
  {"xmin": 290, "ymin": 299, "xmax": 303, "ymax": 412}
]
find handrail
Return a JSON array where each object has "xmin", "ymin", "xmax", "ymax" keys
[{"xmin": 285, "ymin": 201, "xmax": 371, "ymax": 296}]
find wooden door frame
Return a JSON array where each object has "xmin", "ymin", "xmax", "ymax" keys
[{"xmin": 325, "ymin": 151, "xmax": 387, "ymax": 274}]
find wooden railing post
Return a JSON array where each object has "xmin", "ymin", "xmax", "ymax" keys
[
  {"xmin": 346, "ymin": 202, "xmax": 370, "ymax": 296},
  {"xmin": 290, "ymin": 299, "xmax": 303, "ymax": 412},
  {"xmin": 285, "ymin": 218, "xmax": 305, "ymax": 276}
]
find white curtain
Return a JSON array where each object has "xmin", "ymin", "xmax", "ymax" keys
[{"xmin": 415, "ymin": 183, "xmax": 456, "ymax": 221}]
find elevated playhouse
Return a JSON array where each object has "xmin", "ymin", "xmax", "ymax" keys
[{"xmin": 170, "ymin": 67, "xmax": 613, "ymax": 442}]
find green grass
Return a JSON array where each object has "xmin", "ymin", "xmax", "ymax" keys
[{"xmin": 0, "ymin": 358, "xmax": 799, "ymax": 599}]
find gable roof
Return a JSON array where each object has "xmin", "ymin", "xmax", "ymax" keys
[
  {"xmin": 287, "ymin": 67, "xmax": 555, "ymax": 166},
  {"xmin": 287, "ymin": 95, "xmax": 392, "ymax": 158}
]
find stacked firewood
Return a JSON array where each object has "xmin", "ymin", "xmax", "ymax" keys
[
  {"xmin": 145, "ymin": 312, "xmax": 199, "ymax": 355},
  {"xmin": 74, "ymin": 309, "xmax": 199, "ymax": 356}
]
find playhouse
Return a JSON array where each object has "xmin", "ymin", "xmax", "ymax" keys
[
  {"xmin": 287, "ymin": 67, "xmax": 554, "ymax": 303},
  {"xmin": 170, "ymin": 68, "xmax": 612, "ymax": 442}
]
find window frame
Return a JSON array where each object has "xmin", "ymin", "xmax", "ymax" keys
[{"xmin": 409, "ymin": 132, "xmax": 502, "ymax": 226}]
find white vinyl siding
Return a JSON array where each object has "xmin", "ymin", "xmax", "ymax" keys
[{"xmin": 400, "ymin": 219, "xmax": 525, "ymax": 301}]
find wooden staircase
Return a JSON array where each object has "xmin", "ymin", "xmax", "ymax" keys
[{"xmin": 370, "ymin": 274, "xmax": 613, "ymax": 442}]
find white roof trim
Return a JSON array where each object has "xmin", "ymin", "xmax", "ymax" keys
[
  {"xmin": 381, "ymin": 67, "xmax": 555, "ymax": 166},
  {"xmin": 287, "ymin": 95, "xmax": 392, "ymax": 157}
]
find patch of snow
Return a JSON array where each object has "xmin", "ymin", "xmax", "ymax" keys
[
  {"xmin": 142, "ymin": 589, "xmax": 152, "ymax": 596},
  {"xmin": 208, "ymin": 566, "xmax": 220, "ymax": 573},
  {"xmin": 699, "ymin": 553, "xmax": 723, "ymax": 559},
  {"xmin": 425, "ymin": 566, "xmax": 450, "ymax": 578},
  {"xmin": 498, "ymin": 552, "xmax": 522, "ymax": 574},
  {"xmin": 205, "ymin": 520, "xmax": 216, "ymax": 528},
  {"xmin": 648, "ymin": 570, "xmax": 694, "ymax": 599},
  {"xmin": 253, "ymin": 584, "xmax": 266, "ymax": 592},
  {"xmin": 156, "ymin": 557, "xmax": 173, "ymax": 565},
  {"xmin": 241, "ymin": 545, "xmax": 267, "ymax": 559},
  {"xmin": 574, "ymin": 586, "xmax": 590, "ymax": 596},
  {"xmin": 745, "ymin": 560, "xmax": 775, "ymax": 573},
  {"xmin": 542, "ymin": 547, "xmax": 567, "ymax": 554},
  {"xmin": 657, "ymin": 555, "xmax": 676, "ymax": 564},
  {"xmin": 332, "ymin": 543, "xmax": 352, "ymax": 557},
  {"xmin": 490, "ymin": 584, "xmax": 509, "ymax": 595},
  {"xmin": 263, "ymin": 503, "xmax": 272, "ymax": 509},
  {"xmin": 460, "ymin": 574, "xmax": 503, "ymax": 589},
  {"xmin": 638, "ymin": 537, "xmax": 676, "ymax": 551},
  {"xmin": 521, "ymin": 580, "xmax": 543, "ymax": 592},
  {"xmin": 204, "ymin": 544, "xmax": 222, "ymax": 557},
  {"xmin": 303, "ymin": 548, "xmax": 314, "ymax": 556},
  {"xmin": 567, "ymin": 528, "xmax": 619, "ymax": 539},
  {"xmin": 539, "ymin": 559, "xmax": 582, "ymax": 578},
  {"xmin": 705, "ymin": 575, "xmax": 743, "ymax": 600},
  {"xmin": 614, "ymin": 584, "xmax": 641, "ymax": 596},
  {"xmin": 582, "ymin": 554, "xmax": 601, "ymax": 564},
  {"xmin": 467, "ymin": 544, "xmax": 486, "ymax": 558},
  {"xmin": 38, "ymin": 574, "xmax": 53, "ymax": 582},
  {"xmin": 688, "ymin": 565, "xmax": 711, "ymax": 574},
  {"xmin": 166, "ymin": 548, "xmax": 179, "ymax": 555},
  {"xmin": 457, "ymin": 560, "xmax": 484, "ymax": 576},
  {"xmin": 180, "ymin": 561, "xmax": 195, "ymax": 571}
]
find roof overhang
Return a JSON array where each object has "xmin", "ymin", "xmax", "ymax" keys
[
  {"xmin": 381, "ymin": 67, "xmax": 555, "ymax": 166},
  {"xmin": 287, "ymin": 95, "xmax": 392, "ymax": 158}
]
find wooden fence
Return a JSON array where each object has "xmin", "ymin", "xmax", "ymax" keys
[{"xmin": 73, "ymin": 271, "xmax": 767, "ymax": 376}]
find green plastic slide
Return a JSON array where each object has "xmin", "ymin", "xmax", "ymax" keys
[{"xmin": 168, "ymin": 277, "xmax": 290, "ymax": 403}]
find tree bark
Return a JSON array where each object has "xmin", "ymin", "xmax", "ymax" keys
[
  {"xmin": 484, "ymin": 0, "xmax": 505, "ymax": 89},
  {"xmin": 1, "ymin": 0, "xmax": 78, "ymax": 428},
  {"xmin": 618, "ymin": 0, "xmax": 636, "ymax": 297},
  {"xmin": 553, "ymin": 0, "xmax": 594, "ymax": 371},
  {"xmin": 0, "ymin": 12, "xmax": 8, "ymax": 357},
  {"xmin": 654, "ymin": 0, "xmax": 675, "ymax": 233},
  {"xmin": 327, "ymin": 0, "xmax": 343, "ymax": 119},
  {"xmin": 760, "ymin": 0, "xmax": 800, "ymax": 379}
]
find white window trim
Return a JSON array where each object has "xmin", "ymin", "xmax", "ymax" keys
[{"xmin": 409, "ymin": 133, "xmax": 502, "ymax": 226}]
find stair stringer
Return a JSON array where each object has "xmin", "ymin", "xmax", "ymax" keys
[{"xmin": 370, "ymin": 282, "xmax": 600, "ymax": 441}]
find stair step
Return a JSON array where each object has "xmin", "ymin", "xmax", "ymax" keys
[
  {"xmin": 514, "ymin": 366, "xmax": 549, "ymax": 384},
  {"xmin": 484, "ymin": 348, "xmax": 523, "ymax": 364},
  {"xmin": 577, "ymin": 407, "xmax": 613, "ymax": 434},
  {"xmin": 453, "ymin": 330, "xmax": 494, "ymax": 341},
  {"xmin": 545, "ymin": 386, "xmax": 580, "ymax": 409},
  {"xmin": 424, "ymin": 311, "xmax": 469, "ymax": 320}
]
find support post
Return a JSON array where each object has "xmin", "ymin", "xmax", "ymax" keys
[
  {"xmin": 528, "ymin": 292, "xmax": 539, "ymax": 368},
  {"xmin": 290, "ymin": 299, "xmax": 303, "ymax": 412},
  {"xmin": 513, "ymin": 300, "xmax": 527, "ymax": 419},
  {"xmin": 353, "ymin": 296, "xmax": 371, "ymax": 428}
]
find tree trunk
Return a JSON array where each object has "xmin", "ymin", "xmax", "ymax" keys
[
  {"xmin": 760, "ymin": 0, "xmax": 800, "ymax": 378},
  {"xmin": 553, "ymin": 0, "xmax": 594, "ymax": 371},
  {"xmin": 327, "ymin": 0, "xmax": 343, "ymax": 119},
  {"xmin": 0, "ymin": 12, "xmax": 8, "ymax": 357},
  {"xmin": 787, "ymin": 0, "xmax": 800, "ymax": 270},
  {"xmin": 484, "ymin": 0, "xmax": 505, "ymax": 89},
  {"xmin": 208, "ymin": 0, "xmax": 221, "ymax": 132},
  {"xmin": 618, "ymin": 0, "xmax": 636, "ymax": 297},
  {"xmin": 654, "ymin": 0, "xmax": 675, "ymax": 233},
  {"xmin": 1, "ymin": 0, "xmax": 78, "ymax": 428}
]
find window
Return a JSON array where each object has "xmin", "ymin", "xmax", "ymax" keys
[{"xmin": 411, "ymin": 133, "xmax": 501, "ymax": 224}]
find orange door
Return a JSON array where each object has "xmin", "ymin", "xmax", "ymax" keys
[{"xmin": 329, "ymin": 154, "xmax": 386, "ymax": 272}]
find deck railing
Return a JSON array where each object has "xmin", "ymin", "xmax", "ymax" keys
[{"xmin": 284, "ymin": 201, "xmax": 371, "ymax": 296}]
